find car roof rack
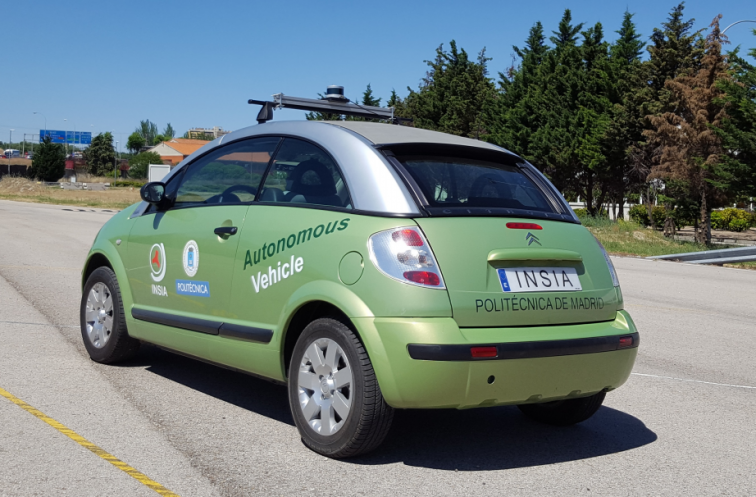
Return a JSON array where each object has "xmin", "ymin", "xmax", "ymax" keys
[{"xmin": 248, "ymin": 85, "xmax": 411, "ymax": 125}]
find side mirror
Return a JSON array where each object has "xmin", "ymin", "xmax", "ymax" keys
[{"xmin": 140, "ymin": 182, "xmax": 167, "ymax": 206}]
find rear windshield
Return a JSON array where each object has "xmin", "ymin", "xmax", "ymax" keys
[{"xmin": 397, "ymin": 156, "xmax": 557, "ymax": 213}]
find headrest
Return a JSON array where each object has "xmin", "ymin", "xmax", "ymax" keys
[{"xmin": 289, "ymin": 159, "xmax": 337, "ymax": 196}]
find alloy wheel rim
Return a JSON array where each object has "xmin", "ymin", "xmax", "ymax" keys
[
  {"xmin": 297, "ymin": 338, "xmax": 353, "ymax": 436},
  {"xmin": 85, "ymin": 282, "xmax": 114, "ymax": 349}
]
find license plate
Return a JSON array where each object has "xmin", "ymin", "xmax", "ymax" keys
[{"xmin": 497, "ymin": 267, "xmax": 582, "ymax": 292}]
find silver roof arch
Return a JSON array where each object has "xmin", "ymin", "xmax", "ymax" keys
[{"xmin": 156, "ymin": 121, "xmax": 521, "ymax": 216}]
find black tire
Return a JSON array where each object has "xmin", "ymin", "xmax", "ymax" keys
[
  {"xmin": 518, "ymin": 391, "xmax": 606, "ymax": 426},
  {"xmin": 80, "ymin": 266, "xmax": 140, "ymax": 364},
  {"xmin": 288, "ymin": 317, "xmax": 394, "ymax": 458}
]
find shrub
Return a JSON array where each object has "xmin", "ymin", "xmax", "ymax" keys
[
  {"xmin": 113, "ymin": 180, "xmax": 147, "ymax": 188},
  {"xmin": 730, "ymin": 218, "xmax": 751, "ymax": 232},
  {"xmin": 629, "ymin": 205, "xmax": 665, "ymax": 227},
  {"xmin": 651, "ymin": 206, "xmax": 666, "ymax": 228},
  {"xmin": 710, "ymin": 210, "xmax": 723, "ymax": 230},
  {"xmin": 711, "ymin": 208, "xmax": 754, "ymax": 231},
  {"xmin": 629, "ymin": 205, "xmax": 648, "ymax": 225},
  {"xmin": 630, "ymin": 204, "xmax": 694, "ymax": 229},
  {"xmin": 572, "ymin": 207, "xmax": 588, "ymax": 218},
  {"xmin": 128, "ymin": 152, "xmax": 164, "ymax": 179}
]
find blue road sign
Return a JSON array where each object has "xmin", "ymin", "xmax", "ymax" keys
[{"xmin": 40, "ymin": 130, "xmax": 92, "ymax": 145}]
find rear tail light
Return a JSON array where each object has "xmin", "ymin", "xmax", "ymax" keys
[
  {"xmin": 594, "ymin": 237, "xmax": 620, "ymax": 287},
  {"xmin": 368, "ymin": 227, "xmax": 446, "ymax": 289}
]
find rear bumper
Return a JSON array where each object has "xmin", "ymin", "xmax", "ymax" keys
[{"xmin": 353, "ymin": 310, "xmax": 639, "ymax": 409}]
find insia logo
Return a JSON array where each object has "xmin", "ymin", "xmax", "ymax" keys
[{"xmin": 150, "ymin": 243, "xmax": 167, "ymax": 282}]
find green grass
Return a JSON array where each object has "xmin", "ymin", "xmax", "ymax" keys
[{"xmin": 584, "ymin": 217, "xmax": 754, "ymax": 270}]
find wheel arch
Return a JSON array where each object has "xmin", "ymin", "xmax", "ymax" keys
[
  {"xmin": 279, "ymin": 280, "xmax": 375, "ymax": 379},
  {"xmin": 281, "ymin": 301, "xmax": 352, "ymax": 377},
  {"xmin": 81, "ymin": 248, "xmax": 135, "ymax": 317},
  {"xmin": 82, "ymin": 252, "xmax": 113, "ymax": 289}
]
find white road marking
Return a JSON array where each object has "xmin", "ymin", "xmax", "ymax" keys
[{"xmin": 632, "ymin": 373, "xmax": 756, "ymax": 390}]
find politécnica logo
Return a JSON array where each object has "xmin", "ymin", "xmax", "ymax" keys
[
  {"xmin": 150, "ymin": 243, "xmax": 166, "ymax": 282},
  {"xmin": 183, "ymin": 240, "xmax": 199, "ymax": 277}
]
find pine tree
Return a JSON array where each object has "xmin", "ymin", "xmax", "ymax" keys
[
  {"xmin": 29, "ymin": 136, "xmax": 65, "ymax": 182},
  {"xmin": 403, "ymin": 41, "xmax": 495, "ymax": 138},
  {"xmin": 360, "ymin": 84, "xmax": 381, "ymax": 107},
  {"xmin": 611, "ymin": 11, "xmax": 645, "ymax": 65},
  {"xmin": 605, "ymin": 11, "xmax": 646, "ymax": 219},
  {"xmin": 715, "ymin": 38, "xmax": 756, "ymax": 203},
  {"xmin": 550, "ymin": 10, "xmax": 584, "ymax": 51},
  {"xmin": 486, "ymin": 22, "xmax": 549, "ymax": 158},
  {"xmin": 646, "ymin": 15, "xmax": 732, "ymax": 244},
  {"xmin": 630, "ymin": 2, "xmax": 704, "ymax": 228},
  {"xmin": 84, "ymin": 132, "xmax": 116, "ymax": 177}
]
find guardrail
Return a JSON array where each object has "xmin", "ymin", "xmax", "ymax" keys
[{"xmin": 647, "ymin": 246, "xmax": 756, "ymax": 265}]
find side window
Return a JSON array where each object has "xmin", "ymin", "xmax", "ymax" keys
[
  {"xmin": 174, "ymin": 137, "xmax": 280, "ymax": 206},
  {"xmin": 259, "ymin": 138, "xmax": 352, "ymax": 209}
]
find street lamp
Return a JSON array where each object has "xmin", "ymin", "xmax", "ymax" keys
[
  {"xmin": 115, "ymin": 141, "xmax": 119, "ymax": 182},
  {"xmin": 7, "ymin": 129, "xmax": 13, "ymax": 175},
  {"xmin": 33, "ymin": 111, "xmax": 47, "ymax": 141},
  {"xmin": 722, "ymin": 19, "xmax": 756, "ymax": 34}
]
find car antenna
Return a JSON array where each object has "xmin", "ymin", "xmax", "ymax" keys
[{"xmin": 248, "ymin": 85, "xmax": 412, "ymax": 125}]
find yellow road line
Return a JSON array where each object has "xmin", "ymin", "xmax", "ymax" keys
[{"xmin": 0, "ymin": 386, "xmax": 179, "ymax": 497}]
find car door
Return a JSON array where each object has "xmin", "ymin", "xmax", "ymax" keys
[
  {"xmin": 212, "ymin": 137, "xmax": 355, "ymax": 379},
  {"xmin": 125, "ymin": 136, "xmax": 280, "ymax": 356}
]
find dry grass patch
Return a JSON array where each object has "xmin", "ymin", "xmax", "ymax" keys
[{"xmin": 0, "ymin": 176, "xmax": 140, "ymax": 209}]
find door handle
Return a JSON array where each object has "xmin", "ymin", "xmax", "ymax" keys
[{"xmin": 214, "ymin": 226, "xmax": 238, "ymax": 236}]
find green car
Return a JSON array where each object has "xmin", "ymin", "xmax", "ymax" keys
[{"xmin": 80, "ymin": 119, "xmax": 638, "ymax": 458}]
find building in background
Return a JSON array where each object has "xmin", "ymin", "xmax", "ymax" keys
[
  {"xmin": 147, "ymin": 138, "xmax": 208, "ymax": 166},
  {"xmin": 186, "ymin": 127, "xmax": 230, "ymax": 140}
]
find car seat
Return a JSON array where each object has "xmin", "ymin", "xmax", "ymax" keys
[{"xmin": 285, "ymin": 159, "xmax": 343, "ymax": 207}]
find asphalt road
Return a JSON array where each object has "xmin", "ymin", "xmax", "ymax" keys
[{"xmin": 0, "ymin": 199, "xmax": 754, "ymax": 496}]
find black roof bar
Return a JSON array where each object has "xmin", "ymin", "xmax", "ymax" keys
[{"xmin": 248, "ymin": 92, "xmax": 411, "ymax": 125}]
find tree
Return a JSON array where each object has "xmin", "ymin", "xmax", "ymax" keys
[
  {"xmin": 404, "ymin": 40, "xmax": 495, "ymax": 138},
  {"xmin": 550, "ymin": 9, "xmax": 584, "ymax": 51},
  {"xmin": 163, "ymin": 123, "xmax": 175, "ymax": 140},
  {"xmin": 29, "ymin": 137, "xmax": 65, "ymax": 181},
  {"xmin": 714, "ymin": 36, "xmax": 756, "ymax": 204},
  {"xmin": 646, "ymin": 15, "xmax": 732, "ymax": 244},
  {"xmin": 136, "ymin": 120, "xmax": 159, "ymax": 146},
  {"xmin": 128, "ymin": 152, "xmax": 163, "ymax": 179},
  {"xmin": 604, "ymin": 11, "xmax": 646, "ymax": 219},
  {"xmin": 628, "ymin": 2, "xmax": 704, "ymax": 229},
  {"xmin": 611, "ymin": 11, "xmax": 645, "ymax": 65},
  {"xmin": 84, "ymin": 132, "xmax": 116, "ymax": 177},
  {"xmin": 154, "ymin": 134, "xmax": 166, "ymax": 144},
  {"xmin": 127, "ymin": 132, "xmax": 146, "ymax": 154},
  {"xmin": 486, "ymin": 21, "xmax": 550, "ymax": 159},
  {"xmin": 487, "ymin": 12, "xmax": 617, "ymax": 216}
]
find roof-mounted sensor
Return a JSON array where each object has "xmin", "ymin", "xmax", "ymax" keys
[{"xmin": 248, "ymin": 86, "xmax": 410, "ymax": 125}]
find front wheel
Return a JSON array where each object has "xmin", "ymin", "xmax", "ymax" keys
[
  {"xmin": 288, "ymin": 318, "xmax": 394, "ymax": 458},
  {"xmin": 80, "ymin": 266, "xmax": 140, "ymax": 364},
  {"xmin": 518, "ymin": 391, "xmax": 606, "ymax": 426}
]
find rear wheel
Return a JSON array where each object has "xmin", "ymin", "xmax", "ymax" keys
[
  {"xmin": 518, "ymin": 392, "xmax": 606, "ymax": 426},
  {"xmin": 288, "ymin": 317, "xmax": 393, "ymax": 458},
  {"xmin": 80, "ymin": 267, "xmax": 140, "ymax": 364}
]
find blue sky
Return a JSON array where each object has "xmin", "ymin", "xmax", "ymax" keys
[{"xmin": 4, "ymin": 0, "xmax": 755, "ymax": 152}]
